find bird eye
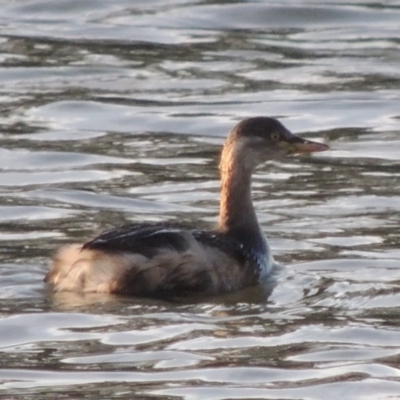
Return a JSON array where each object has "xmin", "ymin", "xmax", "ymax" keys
[{"xmin": 271, "ymin": 132, "xmax": 280, "ymax": 141}]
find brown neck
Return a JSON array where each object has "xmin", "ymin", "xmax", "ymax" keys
[
  {"xmin": 217, "ymin": 135, "xmax": 271, "ymax": 273},
  {"xmin": 218, "ymin": 140, "xmax": 261, "ymax": 242}
]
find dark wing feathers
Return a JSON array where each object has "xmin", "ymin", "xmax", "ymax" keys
[
  {"xmin": 83, "ymin": 222, "xmax": 247, "ymax": 262},
  {"xmin": 83, "ymin": 222, "xmax": 193, "ymax": 258}
]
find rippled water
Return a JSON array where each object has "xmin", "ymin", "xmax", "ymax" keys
[{"xmin": 0, "ymin": 0, "xmax": 400, "ymax": 398}]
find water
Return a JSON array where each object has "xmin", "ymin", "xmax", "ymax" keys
[{"xmin": 0, "ymin": 0, "xmax": 400, "ymax": 398}]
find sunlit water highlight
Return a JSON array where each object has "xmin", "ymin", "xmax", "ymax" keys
[{"xmin": 0, "ymin": 1, "xmax": 400, "ymax": 399}]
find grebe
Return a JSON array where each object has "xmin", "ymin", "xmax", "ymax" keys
[{"xmin": 45, "ymin": 117, "xmax": 328, "ymax": 299}]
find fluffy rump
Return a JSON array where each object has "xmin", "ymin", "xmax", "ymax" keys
[{"xmin": 45, "ymin": 244, "xmax": 138, "ymax": 293}]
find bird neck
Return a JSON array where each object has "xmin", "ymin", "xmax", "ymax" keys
[{"xmin": 218, "ymin": 142, "xmax": 267, "ymax": 256}]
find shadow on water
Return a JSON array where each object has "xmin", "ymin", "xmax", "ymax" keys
[{"xmin": 46, "ymin": 272, "xmax": 278, "ymax": 311}]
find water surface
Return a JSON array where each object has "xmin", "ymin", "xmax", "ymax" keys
[{"xmin": 0, "ymin": 1, "xmax": 400, "ymax": 399}]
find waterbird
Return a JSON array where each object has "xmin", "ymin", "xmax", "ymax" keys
[{"xmin": 45, "ymin": 117, "xmax": 328, "ymax": 299}]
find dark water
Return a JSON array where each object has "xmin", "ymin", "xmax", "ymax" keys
[{"xmin": 0, "ymin": 1, "xmax": 400, "ymax": 399}]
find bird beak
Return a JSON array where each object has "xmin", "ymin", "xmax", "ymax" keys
[{"xmin": 286, "ymin": 135, "xmax": 329, "ymax": 155}]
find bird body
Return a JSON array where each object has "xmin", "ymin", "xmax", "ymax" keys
[
  {"xmin": 47, "ymin": 222, "xmax": 263, "ymax": 298},
  {"xmin": 45, "ymin": 117, "xmax": 328, "ymax": 299}
]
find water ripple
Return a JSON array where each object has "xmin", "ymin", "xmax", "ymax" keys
[{"xmin": 0, "ymin": 1, "xmax": 399, "ymax": 399}]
